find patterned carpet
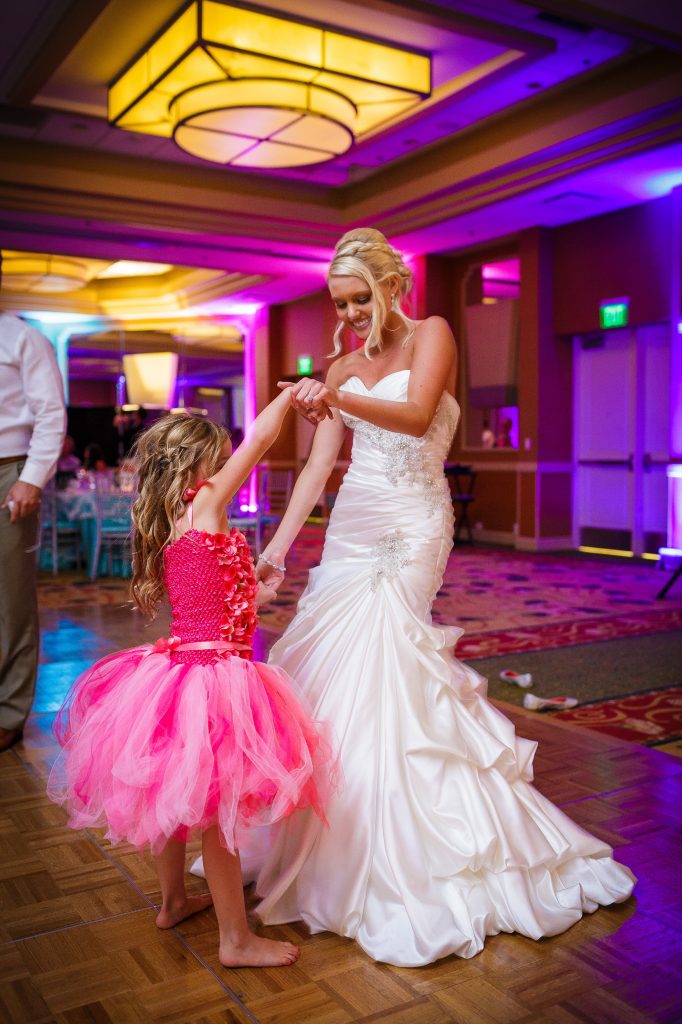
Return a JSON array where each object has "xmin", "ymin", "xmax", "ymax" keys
[
  {"xmin": 37, "ymin": 574, "xmax": 133, "ymax": 608},
  {"xmin": 554, "ymin": 686, "xmax": 682, "ymax": 751},
  {"xmin": 38, "ymin": 530, "xmax": 682, "ymax": 659},
  {"xmin": 454, "ymin": 607, "xmax": 682, "ymax": 659}
]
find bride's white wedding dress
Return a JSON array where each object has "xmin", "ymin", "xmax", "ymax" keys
[{"xmin": 254, "ymin": 369, "xmax": 635, "ymax": 966}]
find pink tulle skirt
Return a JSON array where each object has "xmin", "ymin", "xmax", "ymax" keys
[{"xmin": 48, "ymin": 647, "xmax": 335, "ymax": 854}]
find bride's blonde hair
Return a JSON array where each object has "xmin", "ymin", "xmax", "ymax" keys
[
  {"xmin": 328, "ymin": 227, "xmax": 415, "ymax": 358},
  {"xmin": 130, "ymin": 414, "xmax": 228, "ymax": 619}
]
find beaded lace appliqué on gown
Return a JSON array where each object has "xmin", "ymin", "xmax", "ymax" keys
[
  {"xmin": 340, "ymin": 392, "xmax": 457, "ymax": 516},
  {"xmin": 369, "ymin": 529, "xmax": 411, "ymax": 592}
]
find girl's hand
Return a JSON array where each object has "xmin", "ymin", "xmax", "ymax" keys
[
  {"xmin": 278, "ymin": 378, "xmax": 335, "ymax": 421},
  {"xmin": 255, "ymin": 581, "xmax": 278, "ymax": 607},
  {"xmin": 255, "ymin": 556, "xmax": 286, "ymax": 593}
]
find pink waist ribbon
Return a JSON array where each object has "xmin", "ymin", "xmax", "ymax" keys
[{"xmin": 144, "ymin": 636, "xmax": 252, "ymax": 657}]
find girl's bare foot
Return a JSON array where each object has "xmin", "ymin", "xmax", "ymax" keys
[
  {"xmin": 156, "ymin": 892, "xmax": 213, "ymax": 929},
  {"xmin": 219, "ymin": 933, "xmax": 300, "ymax": 967}
]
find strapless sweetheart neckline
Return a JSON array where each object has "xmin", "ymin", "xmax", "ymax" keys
[
  {"xmin": 342, "ymin": 368, "xmax": 410, "ymax": 391},
  {"xmin": 343, "ymin": 368, "xmax": 458, "ymax": 408}
]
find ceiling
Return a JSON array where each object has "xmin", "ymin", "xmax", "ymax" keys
[{"xmin": 0, "ymin": 0, "xmax": 681, "ymax": 313}]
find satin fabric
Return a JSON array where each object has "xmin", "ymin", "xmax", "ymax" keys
[{"xmin": 254, "ymin": 370, "xmax": 635, "ymax": 966}]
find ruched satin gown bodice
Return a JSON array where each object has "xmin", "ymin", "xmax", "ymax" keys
[{"xmin": 255, "ymin": 369, "xmax": 635, "ymax": 966}]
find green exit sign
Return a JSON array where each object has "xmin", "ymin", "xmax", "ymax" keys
[
  {"xmin": 297, "ymin": 355, "xmax": 313, "ymax": 375},
  {"xmin": 599, "ymin": 298, "xmax": 629, "ymax": 329}
]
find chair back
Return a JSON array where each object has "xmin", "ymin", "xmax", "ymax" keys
[
  {"xmin": 90, "ymin": 487, "xmax": 135, "ymax": 579},
  {"xmin": 94, "ymin": 490, "xmax": 134, "ymax": 534},
  {"xmin": 39, "ymin": 481, "xmax": 58, "ymax": 574},
  {"xmin": 39, "ymin": 480, "xmax": 84, "ymax": 574},
  {"xmin": 258, "ymin": 469, "xmax": 293, "ymax": 513}
]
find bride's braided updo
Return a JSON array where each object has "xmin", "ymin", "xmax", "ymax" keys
[{"xmin": 328, "ymin": 227, "xmax": 415, "ymax": 358}]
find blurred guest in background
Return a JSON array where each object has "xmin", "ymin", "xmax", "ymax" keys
[
  {"xmin": 114, "ymin": 408, "xmax": 148, "ymax": 459},
  {"xmin": 0, "ymin": 306, "xmax": 66, "ymax": 753},
  {"xmin": 58, "ymin": 435, "xmax": 81, "ymax": 475},
  {"xmin": 497, "ymin": 417, "xmax": 514, "ymax": 448},
  {"xmin": 56, "ymin": 435, "xmax": 81, "ymax": 488},
  {"xmin": 82, "ymin": 442, "xmax": 107, "ymax": 472},
  {"xmin": 481, "ymin": 419, "xmax": 495, "ymax": 449},
  {"xmin": 123, "ymin": 408, "xmax": 147, "ymax": 456}
]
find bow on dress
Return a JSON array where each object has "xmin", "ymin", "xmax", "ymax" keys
[{"xmin": 146, "ymin": 635, "xmax": 182, "ymax": 656}]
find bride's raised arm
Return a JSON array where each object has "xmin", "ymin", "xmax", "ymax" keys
[
  {"xmin": 256, "ymin": 374, "xmax": 346, "ymax": 585},
  {"xmin": 283, "ymin": 316, "xmax": 456, "ymax": 439}
]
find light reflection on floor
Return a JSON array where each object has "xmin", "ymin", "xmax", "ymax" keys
[{"xmin": 36, "ymin": 611, "xmax": 271, "ymax": 728}]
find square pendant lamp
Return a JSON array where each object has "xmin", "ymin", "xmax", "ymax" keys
[
  {"xmin": 123, "ymin": 352, "xmax": 179, "ymax": 408},
  {"xmin": 108, "ymin": 1, "xmax": 431, "ymax": 167}
]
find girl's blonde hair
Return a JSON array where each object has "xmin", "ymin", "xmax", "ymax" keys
[
  {"xmin": 130, "ymin": 414, "xmax": 228, "ymax": 619},
  {"xmin": 328, "ymin": 227, "xmax": 415, "ymax": 358}
]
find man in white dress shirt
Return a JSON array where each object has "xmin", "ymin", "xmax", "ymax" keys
[{"xmin": 0, "ymin": 306, "xmax": 66, "ymax": 752}]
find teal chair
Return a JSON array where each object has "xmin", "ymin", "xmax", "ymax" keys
[
  {"xmin": 39, "ymin": 481, "xmax": 84, "ymax": 575},
  {"xmin": 90, "ymin": 487, "xmax": 134, "ymax": 579}
]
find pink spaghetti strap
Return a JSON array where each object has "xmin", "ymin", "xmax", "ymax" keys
[{"xmin": 180, "ymin": 479, "xmax": 208, "ymax": 532}]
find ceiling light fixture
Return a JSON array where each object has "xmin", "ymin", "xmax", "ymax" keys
[
  {"xmin": 123, "ymin": 352, "xmax": 179, "ymax": 408},
  {"xmin": 108, "ymin": 1, "xmax": 430, "ymax": 168},
  {"xmin": 97, "ymin": 260, "xmax": 174, "ymax": 279},
  {"xmin": 2, "ymin": 252, "xmax": 91, "ymax": 293}
]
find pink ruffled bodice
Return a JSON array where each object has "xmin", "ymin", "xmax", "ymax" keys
[{"xmin": 164, "ymin": 528, "xmax": 258, "ymax": 665}]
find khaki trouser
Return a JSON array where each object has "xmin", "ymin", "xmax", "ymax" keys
[{"xmin": 0, "ymin": 460, "xmax": 40, "ymax": 730}]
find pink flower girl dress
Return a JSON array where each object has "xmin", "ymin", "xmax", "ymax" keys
[{"xmin": 48, "ymin": 489, "xmax": 333, "ymax": 854}]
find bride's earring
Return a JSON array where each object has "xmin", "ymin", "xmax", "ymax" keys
[{"xmin": 391, "ymin": 293, "xmax": 399, "ymax": 310}]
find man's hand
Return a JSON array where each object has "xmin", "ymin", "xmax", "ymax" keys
[{"xmin": 1, "ymin": 481, "xmax": 42, "ymax": 523}]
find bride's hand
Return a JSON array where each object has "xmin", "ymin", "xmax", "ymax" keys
[{"xmin": 278, "ymin": 378, "xmax": 335, "ymax": 422}]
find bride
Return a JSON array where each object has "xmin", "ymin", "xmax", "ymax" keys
[{"xmin": 211, "ymin": 227, "xmax": 634, "ymax": 966}]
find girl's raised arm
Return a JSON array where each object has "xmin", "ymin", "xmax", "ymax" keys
[{"xmin": 200, "ymin": 388, "xmax": 294, "ymax": 512}]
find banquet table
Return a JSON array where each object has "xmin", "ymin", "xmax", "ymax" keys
[{"xmin": 45, "ymin": 482, "xmax": 135, "ymax": 578}]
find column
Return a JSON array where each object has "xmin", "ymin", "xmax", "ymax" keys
[{"xmin": 663, "ymin": 186, "xmax": 682, "ymax": 556}]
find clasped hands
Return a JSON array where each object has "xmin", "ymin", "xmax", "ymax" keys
[{"xmin": 278, "ymin": 377, "xmax": 337, "ymax": 425}]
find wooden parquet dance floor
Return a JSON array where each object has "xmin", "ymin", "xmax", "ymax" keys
[{"xmin": 2, "ymin": 701, "xmax": 681, "ymax": 1024}]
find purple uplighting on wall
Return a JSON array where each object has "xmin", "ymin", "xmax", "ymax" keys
[
  {"xmin": 665, "ymin": 466, "xmax": 682, "ymax": 555},
  {"xmin": 643, "ymin": 170, "xmax": 682, "ymax": 197}
]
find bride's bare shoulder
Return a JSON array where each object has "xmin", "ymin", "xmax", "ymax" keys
[
  {"xmin": 326, "ymin": 352, "xmax": 361, "ymax": 386},
  {"xmin": 413, "ymin": 315, "xmax": 455, "ymax": 339}
]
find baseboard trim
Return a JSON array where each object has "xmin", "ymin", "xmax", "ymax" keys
[
  {"xmin": 471, "ymin": 529, "xmax": 516, "ymax": 546},
  {"xmin": 515, "ymin": 535, "xmax": 574, "ymax": 552}
]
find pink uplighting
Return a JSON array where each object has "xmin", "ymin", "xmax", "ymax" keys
[
  {"xmin": 241, "ymin": 316, "xmax": 258, "ymax": 511},
  {"xmin": 482, "ymin": 260, "xmax": 520, "ymax": 283},
  {"xmin": 187, "ymin": 300, "xmax": 263, "ymax": 316}
]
